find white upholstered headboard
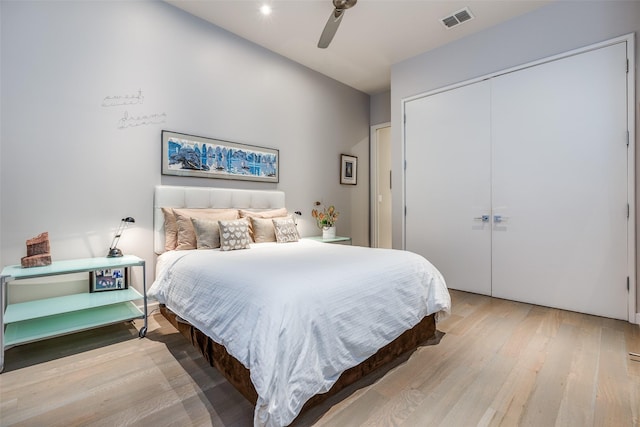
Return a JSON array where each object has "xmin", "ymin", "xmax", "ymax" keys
[{"xmin": 154, "ymin": 185, "xmax": 286, "ymax": 254}]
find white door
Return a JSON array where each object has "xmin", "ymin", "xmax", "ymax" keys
[
  {"xmin": 490, "ymin": 42, "xmax": 629, "ymax": 319},
  {"xmin": 405, "ymin": 81, "xmax": 492, "ymax": 295}
]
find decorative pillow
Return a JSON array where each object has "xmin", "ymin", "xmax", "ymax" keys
[
  {"xmin": 173, "ymin": 208, "xmax": 239, "ymax": 250},
  {"xmin": 239, "ymin": 207, "xmax": 289, "ymax": 219},
  {"xmin": 239, "ymin": 208, "xmax": 288, "ymax": 241},
  {"xmin": 161, "ymin": 207, "xmax": 178, "ymax": 251},
  {"xmin": 272, "ymin": 217, "xmax": 299, "ymax": 243},
  {"xmin": 190, "ymin": 217, "xmax": 223, "ymax": 249},
  {"xmin": 250, "ymin": 217, "xmax": 278, "ymax": 243},
  {"xmin": 218, "ymin": 218, "xmax": 251, "ymax": 251}
]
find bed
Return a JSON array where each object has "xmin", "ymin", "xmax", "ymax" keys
[{"xmin": 148, "ymin": 185, "xmax": 451, "ymax": 427}]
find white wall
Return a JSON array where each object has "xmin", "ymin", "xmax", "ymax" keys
[
  {"xmin": 391, "ymin": 1, "xmax": 640, "ymax": 311},
  {"xmin": 0, "ymin": 0, "xmax": 370, "ymax": 295}
]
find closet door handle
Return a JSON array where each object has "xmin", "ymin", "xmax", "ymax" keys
[
  {"xmin": 494, "ymin": 215, "xmax": 503, "ymax": 223},
  {"xmin": 474, "ymin": 215, "xmax": 490, "ymax": 222}
]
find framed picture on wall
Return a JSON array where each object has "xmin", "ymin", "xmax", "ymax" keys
[
  {"xmin": 90, "ymin": 268, "xmax": 128, "ymax": 292},
  {"xmin": 161, "ymin": 130, "xmax": 279, "ymax": 183},
  {"xmin": 340, "ymin": 154, "xmax": 357, "ymax": 185}
]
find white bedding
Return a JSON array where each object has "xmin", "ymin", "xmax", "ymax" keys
[{"xmin": 148, "ymin": 239, "xmax": 450, "ymax": 427}]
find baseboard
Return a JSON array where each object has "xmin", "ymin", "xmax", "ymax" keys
[
  {"xmin": 636, "ymin": 312, "xmax": 640, "ymax": 325},
  {"xmin": 137, "ymin": 300, "xmax": 160, "ymax": 316}
]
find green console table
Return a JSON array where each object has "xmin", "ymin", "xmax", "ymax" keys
[
  {"xmin": 304, "ymin": 236, "xmax": 352, "ymax": 245},
  {"xmin": 0, "ymin": 255, "xmax": 147, "ymax": 373}
]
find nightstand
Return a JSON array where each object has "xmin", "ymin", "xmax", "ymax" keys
[{"xmin": 304, "ymin": 236, "xmax": 352, "ymax": 245}]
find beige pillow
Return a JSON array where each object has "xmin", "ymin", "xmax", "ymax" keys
[
  {"xmin": 218, "ymin": 219, "xmax": 251, "ymax": 251},
  {"xmin": 174, "ymin": 208, "xmax": 239, "ymax": 250},
  {"xmin": 190, "ymin": 217, "xmax": 223, "ymax": 249},
  {"xmin": 239, "ymin": 207, "xmax": 289, "ymax": 219},
  {"xmin": 273, "ymin": 217, "xmax": 299, "ymax": 243},
  {"xmin": 250, "ymin": 217, "xmax": 278, "ymax": 243},
  {"xmin": 161, "ymin": 207, "xmax": 178, "ymax": 251},
  {"xmin": 239, "ymin": 208, "xmax": 288, "ymax": 241}
]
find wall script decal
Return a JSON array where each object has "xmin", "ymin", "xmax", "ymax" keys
[
  {"xmin": 117, "ymin": 110, "xmax": 167, "ymax": 129},
  {"xmin": 102, "ymin": 89, "xmax": 144, "ymax": 107}
]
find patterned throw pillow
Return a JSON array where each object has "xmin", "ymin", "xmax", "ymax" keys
[
  {"xmin": 272, "ymin": 217, "xmax": 299, "ymax": 243},
  {"xmin": 218, "ymin": 219, "xmax": 251, "ymax": 251}
]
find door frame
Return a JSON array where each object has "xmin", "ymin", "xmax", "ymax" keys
[
  {"xmin": 401, "ymin": 33, "xmax": 636, "ymax": 322},
  {"xmin": 370, "ymin": 122, "xmax": 391, "ymax": 248}
]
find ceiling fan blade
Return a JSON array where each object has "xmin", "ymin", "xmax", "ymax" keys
[{"xmin": 317, "ymin": 9, "xmax": 344, "ymax": 49}]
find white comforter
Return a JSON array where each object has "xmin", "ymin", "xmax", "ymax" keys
[{"xmin": 148, "ymin": 240, "xmax": 450, "ymax": 427}]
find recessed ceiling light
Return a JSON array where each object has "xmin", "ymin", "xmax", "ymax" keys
[{"xmin": 260, "ymin": 4, "xmax": 272, "ymax": 16}]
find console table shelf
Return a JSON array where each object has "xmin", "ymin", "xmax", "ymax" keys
[
  {"xmin": 1, "ymin": 255, "xmax": 147, "ymax": 373},
  {"xmin": 303, "ymin": 236, "xmax": 352, "ymax": 245},
  {"xmin": 4, "ymin": 302, "xmax": 142, "ymax": 347},
  {"xmin": 4, "ymin": 287, "xmax": 143, "ymax": 323}
]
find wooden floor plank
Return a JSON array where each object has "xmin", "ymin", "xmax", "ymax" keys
[
  {"xmin": 518, "ymin": 323, "xmax": 578, "ymax": 426},
  {"xmin": 593, "ymin": 326, "xmax": 634, "ymax": 426},
  {"xmin": 1, "ymin": 290, "xmax": 638, "ymax": 427},
  {"xmin": 554, "ymin": 316, "xmax": 601, "ymax": 427}
]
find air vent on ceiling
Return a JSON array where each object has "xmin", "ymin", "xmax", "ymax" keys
[{"xmin": 441, "ymin": 7, "xmax": 474, "ymax": 29}]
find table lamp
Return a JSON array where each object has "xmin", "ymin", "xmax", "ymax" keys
[{"xmin": 107, "ymin": 217, "xmax": 135, "ymax": 258}]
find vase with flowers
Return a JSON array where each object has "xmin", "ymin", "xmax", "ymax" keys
[{"xmin": 311, "ymin": 201, "xmax": 339, "ymax": 239}]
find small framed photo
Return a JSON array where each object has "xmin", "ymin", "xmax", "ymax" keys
[
  {"xmin": 90, "ymin": 268, "xmax": 128, "ymax": 292},
  {"xmin": 340, "ymin": 154, "xmax": 357, "ymax": 185}
]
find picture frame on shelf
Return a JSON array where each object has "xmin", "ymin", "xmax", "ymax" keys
[
  {"xmin": 90, "ymin": 267, "xmax": 128, "ymax": 292},
  {"xmin": 161, "ymin": 130, "xmax": 279, "ymax": 183},
  {"xmin": 340, "ymin": 154, "xmax": 357, "ymax": 185}
]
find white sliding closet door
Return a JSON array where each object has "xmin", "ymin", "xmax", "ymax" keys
[
  {"xmin": 405, "ymin": 81, "xmax": 492, "ymax": 295},
  {"xmin": 404, "ymin": 40, "xmax": 630, "ymax": 320},
  {"xmin": 491, "ymin": 42, "xmax": 629, "ymax": 319}
]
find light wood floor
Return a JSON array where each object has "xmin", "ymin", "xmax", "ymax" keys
[{"xmin": 1, "ymin": 290, "xmax": 639, "ymax": 426}]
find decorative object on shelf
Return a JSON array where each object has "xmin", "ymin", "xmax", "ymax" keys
[
  {"xmin": 161, "ymin": 130, "xmax": 279, "ymax": 183},
  {"xmin": 312, "ymin": 202, "xmax": 339, "ymax": 239},
  {"xmin": 340, "ymin": 154, "xmax": 357, "ymax": 185},
  {"xmin": 90, "ymin": 267, "xmax": 129, "ymax": 292},
  {"xmin": 107, "ymin": 217, "xmax": 135, "ymax": 258},
  {"xmin": 20, "ymin": 232, "xmax": 52, "ymax": 268}
]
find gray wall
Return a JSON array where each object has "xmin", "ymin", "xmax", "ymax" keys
[
  {"xmin": 0, "ymin": 0, "xmax": 370, "ymax": 293},
  {"xmin": 370, "ymin": 90, "xmax": 391, "ymax": 126},
  {"xmin": 391, "ymin": 1, "xmax": 640, "ymax": 314}
]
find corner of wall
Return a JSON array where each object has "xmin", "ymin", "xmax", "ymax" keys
[{"xmin": 370, "ymin": 90, "xmax": 391, "ymax": 125}]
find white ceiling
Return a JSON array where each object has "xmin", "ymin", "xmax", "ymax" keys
[{"xmin": 166, "ymin": 0, "xmax": 552, "ymax": 95}]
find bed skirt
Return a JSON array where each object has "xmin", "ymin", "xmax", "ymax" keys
[{"xmin": 159, "ymin": 304, "xmax": 436, "ymax": 413}]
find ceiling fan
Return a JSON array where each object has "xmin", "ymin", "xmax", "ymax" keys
[{"xmin": 317, "ymin": 0, "xmax": 357, "ymax": 49}]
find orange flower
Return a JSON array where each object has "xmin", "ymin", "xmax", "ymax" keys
[{"xmin": 312, "ymin": 202, "xmax": 339, "ymax": 229}]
